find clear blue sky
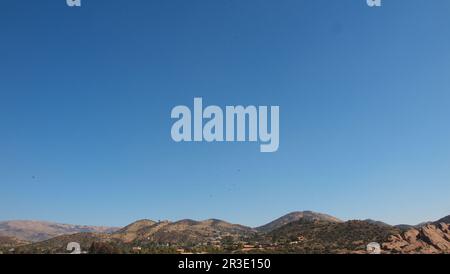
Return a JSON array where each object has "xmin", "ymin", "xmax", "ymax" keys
[{"xmin": 1, "ymin": 0, "xmax": 449, "ymax": 227}]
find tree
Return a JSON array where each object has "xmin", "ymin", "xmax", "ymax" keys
[{"xmin": 88, "ymin": 242, "xmax": 120, "ymax": 254}]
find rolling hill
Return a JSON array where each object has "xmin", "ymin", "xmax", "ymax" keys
[
  {"xmin": 0, "ymin": 235, "xmax": 30, "ymax": 253},
  {"xmin": 11, "ymin": 218, "xmax": 256, "ymax": 253},
  {"xmin": 111, "ymin": 218, "xmax": 255, "ymax": 244},
  {"xmin": 256, "ymin": 211, "xmax": 342, "ymax": 233},
  {"xmin": 266, "ymin": 219, "xmax": 400, "ymax": 253},
  {"xmin": 0, "ymin": 220, "xmax": 120, "ymax": 242},
  {"xmin": 3, "ymin": 212, "xmax": 449, "ymax": 254}
]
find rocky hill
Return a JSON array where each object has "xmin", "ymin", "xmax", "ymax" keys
[
  {"xmin": 256, "ymin": 211, "xmax": 342, "ymax": 233},
  {"xmin": 382, "ymin": 218, "xmax": 450, "ymax": 254},
  {"xmin": 112, "ymin": 218, "xmax": 255, "ymax": 244},
  {"xmin": 266, "ymin": 219, "xmax": 400, "ymax": 253}
]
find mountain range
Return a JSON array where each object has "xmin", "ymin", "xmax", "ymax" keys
[
  {"xmin": 0, "ymin": 220, "xmax": 119, "ymax": 242},
  {"xmin": 0, "ymin": 211, "xmax": 449, "ymax": 254}
]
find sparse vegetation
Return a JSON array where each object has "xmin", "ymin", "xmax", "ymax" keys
[{"xmin": 2, "ymin": 213, "xmax": 449, "ymax": 254}]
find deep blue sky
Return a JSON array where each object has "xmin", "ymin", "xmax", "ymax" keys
[{"xmin": 1, "ymin": 0, "xmax": 449, "ymax": 227}]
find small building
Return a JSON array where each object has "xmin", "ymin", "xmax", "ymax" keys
[{"xmin": 176, "ymin": 248, "xmax": 185, "ymax": 254}]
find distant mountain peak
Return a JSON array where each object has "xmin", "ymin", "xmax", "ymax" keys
[
  {"xmin": 256, "ymin": 211, "xmax": 342, "ymax": 232},
  {"xmin": 117, "ymin": 219, "xmax": 157, "ymax": 234}
]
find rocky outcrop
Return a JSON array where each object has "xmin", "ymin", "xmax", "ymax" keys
[{"xmin": 382, "ymin": 223, "xmax": 450, "ymax": 254}]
